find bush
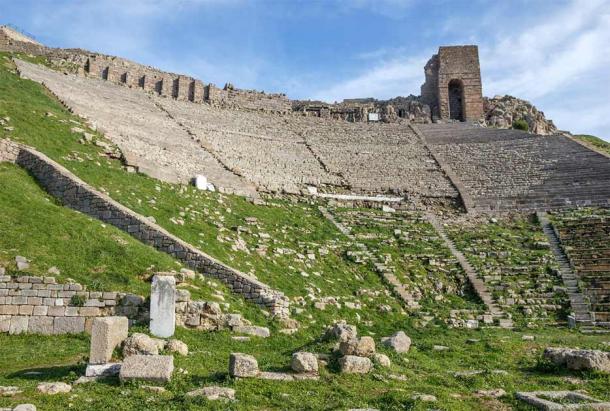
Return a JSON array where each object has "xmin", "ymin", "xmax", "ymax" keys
[
  {"xmin": 70, "ymin": 294, "xmax": 86, "ymax": 307},
  {"xmin": 513, "ymin": 119, "xmax": 529, "ymax": 131}
]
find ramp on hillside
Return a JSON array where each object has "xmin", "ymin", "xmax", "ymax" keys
[{"xmin": 417, "ymin": 123, "xmax": 610, "ymax": 212}]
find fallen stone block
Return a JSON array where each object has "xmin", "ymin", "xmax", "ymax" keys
[
  {"xmin": 373, "ymin": 353, "xmax": 391, "ymax": 368},
  {"xmin": 119, "ymin": 355, "xmax": 174, "ymax": 383},
  {"xmin": 0, "ymin": 386, "xmax": 22, "ymax": 397},
  {"xmin": 339, "ymin": 337, "xmax": 375, "ymax": 358},
  {"xmin": 166, "ymin": 339, "xmax": 188, "ymax": 356},
  {"xmin": 544, "ymin": 347, "xmax": 610, "ymax": 373},
  {"xmin": 325, "ymin": 322, "xmax": 357, "ymax": 342},
  {"xmin": 516, "ymin": 390, "xmax": 610, "ymax": 410},
  {"xmin": 186, "ymin": 386, "xmax": 236, "ymax": 400},
  {"xmin": 381, "ymin": 331, "xmax": 411, "ymax": 353},
  {"xmin": 89, "ymin": 316, "xmax": 128, "ymax": 364},
  {"xmin": 85, "ymin": 363, "xmax": 121, "ymax": 377},
  {"xmin": 229, "ymin": 353, "xmax": 258, "ymax": 378},
  {"xmin": 233, "ymin": 325, "xmax": 270, "ymax": 338},
  {"xmin": 339, "ymin": 355, "xmax": 372, "ymax": 374},
  {"xmin": 291, "ymin": 352, "xmax": 318, "ymax": 374},
  {"xmin": 36, "ymin": 382, "xmax": 72, "ymax": 394},
  {"xmin": 123, "ymin": 333, "xmax": 159, "ymax": 356}
]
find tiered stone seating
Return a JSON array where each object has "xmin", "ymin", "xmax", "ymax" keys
[
  {"xmin": 553, "ymin": 209, "xmax": 610, "ymax": 325},
  {"xmin": 17, "ymin": 59, "xmax": 458, "ymax": 199},
  {"xmin": 332, "ymin": 208, "xmax": 485, "ymax": 326},
  {"xmin": 418, "ymin": 123, "xmax": 610, "ymax": 212},
  {"xmin": 159, "ymin": 98, "xmax": 458, "ymax": 198},
  {"xmin": 447, "ymin": 216, "xmax": 566, "ymax": 322}
]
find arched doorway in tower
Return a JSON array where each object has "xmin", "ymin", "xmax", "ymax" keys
[{"xmin": 448, "ymin": 79, "xmax": 464, "ymax": 121}]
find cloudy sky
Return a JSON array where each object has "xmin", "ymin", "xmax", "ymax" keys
[{"xmin": 2, "ymin": 0, "xmax": 609, "ymax": 139}]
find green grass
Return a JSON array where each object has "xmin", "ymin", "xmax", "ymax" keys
[
  {"xmin": 574, "ymin": 135, "xmax": 610, "ymax": 156},
  {"xmin": 0, "ymin": 327, "xmax": 609, "ymax": 410},
  {"xmin": 0, "ymin": 53, "xmax": 609, "ymax": 410},
  {"xmin": 0, "ymin": 162, "xmax": 177, "ymax": 294}
]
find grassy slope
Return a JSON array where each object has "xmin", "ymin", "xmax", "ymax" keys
[
  {"xmin": 574, "ymin": 135, "xmax": 610, "ymax": 156},
  {"xmin": 0, "ymin": 53, "xmax": 609, "ymax": 410}
]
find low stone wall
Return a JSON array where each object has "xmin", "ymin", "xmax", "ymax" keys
[
  {"xmin": 0, "ymin": 275, "xmax": 142, "ymax": 335},
  {"xmin": 2, "ymin": 141, "xmax": 288, "ymax": 317},
  {"xmin": 0, "ymin": 138, "xmax": 19, "ymax": 163},
  {"xmin": 0, "ymin": 274, "xmax": 255, "ymax": 335}
]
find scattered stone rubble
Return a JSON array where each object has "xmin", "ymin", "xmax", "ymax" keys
[{"xmin": 228, "ymin": 352, "xmax": 320, "ymax": 381}]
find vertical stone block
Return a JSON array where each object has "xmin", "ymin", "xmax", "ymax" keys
[
  {"xmin": 53, "ymin": 316, "xmax": 85, "ymax": 334},
  {"xmin": 9, "ymin": 316, "xmax": 28, "ymax": 335},
  {"xmin": 89, "ymin": 316, "xmax": 129, "ymax": 364},
  {"xmin": 193, "ymin": 80, "xmax": 205, "ymax": 103},
  {"xmin": 150, "ymin": 275, "xmax": 176, "ymax": 338},
  {"xmin": 0, "ymin": 315, "xmax": 10, "ymax": 333},
  {"xmin": 28, "ymin": 316, "xmax": 54, "ymax": 334}
]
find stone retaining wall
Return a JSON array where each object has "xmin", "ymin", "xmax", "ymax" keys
[
  {"xmin": 0, "ymin": 139, "xmax": 289, "ymax": 317},
  {"xmin": 0, "ymin": 139, "xmax": 19, "ymax": 163},
  {"xmin": 0, "ymin": 274, "xmax": 255, "ymax": 335},
  {"xmin": 0, "ymin": 275, "xmax": 142, "ymax": 335}
]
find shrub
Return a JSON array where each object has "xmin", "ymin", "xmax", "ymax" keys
[
  {"xmin": 70, "ymin": 294, "xmax": 86, "ymax": 307},
  {"xmin": 513, "ymin": 119, "xmax": 529, "ymax": 131}
]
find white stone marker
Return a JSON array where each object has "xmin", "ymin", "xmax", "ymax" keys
[
  {"xmin": 150, "ymin": 275, "xmax": 176, "ymax": 338},
  {"xmin": 195, "ymin": 175, "xmax": 208, "ymax": 190}
]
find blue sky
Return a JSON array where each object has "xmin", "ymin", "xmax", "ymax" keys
[{"xmin": 2, "ymin": 0, "xmax": 610, "ymax": 139}]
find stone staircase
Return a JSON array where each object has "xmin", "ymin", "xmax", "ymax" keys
[
  {"xmin": 425, "ymin": 214, "xmax": 513, "ymax": 328},
  {"xmin": 417, "ymin": 124, "xmax": 610, "ymax": 213},
  {"xmin": 547, "ymin": 211, "xmax": 610, "ymax": 331},
  {"xmin": 318, "ymin": 207, "xmax": 421, "ymax": 309},
  {"xmin": 536, "ymin": 212, "xmax": 594, "ymax": 328}
]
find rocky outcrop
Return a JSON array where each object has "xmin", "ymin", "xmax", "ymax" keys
[{"xmin": 483, "ymin": 95, "xmax": 557, "ymax": 135}]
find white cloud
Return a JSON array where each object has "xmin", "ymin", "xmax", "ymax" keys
[{"xmin": 311, "ymin": 55, "xmax": 426, "ymax": 102}]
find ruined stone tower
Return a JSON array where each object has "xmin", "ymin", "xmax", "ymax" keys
[{"xmin": 420, "ymin": 45, "xmax": 484, "ymax": 122}]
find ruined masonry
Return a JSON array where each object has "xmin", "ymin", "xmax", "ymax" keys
[{"xmin": 0, "ymin": 139, "xmax": 290, "ymax": 318}]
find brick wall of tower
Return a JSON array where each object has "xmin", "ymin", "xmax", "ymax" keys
[{"xmin": 420, "ymin": 45, "xmax": 484, "ymax": 121}]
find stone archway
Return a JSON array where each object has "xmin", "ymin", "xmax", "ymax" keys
[{"xmin": 448, "ymin": 79, "xmax": 464, "ymax": 121}]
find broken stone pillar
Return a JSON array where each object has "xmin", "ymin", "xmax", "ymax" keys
[
  {"xmin": 150, "ymin": 275, "xmax": 176, "ymax": 338},
  {"xmin": 89, "ymin": 316, "xmax": 129, "ymax": 364}
]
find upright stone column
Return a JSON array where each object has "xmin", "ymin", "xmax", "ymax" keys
[{"xmin": 150, "ymin": 275, "xmax": 176, "ymax": 338}]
